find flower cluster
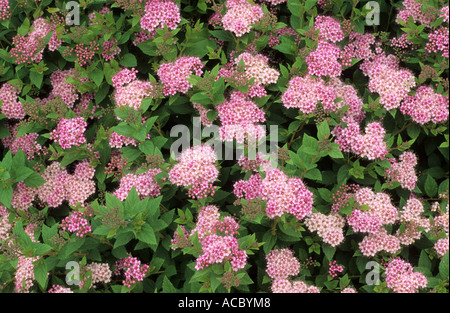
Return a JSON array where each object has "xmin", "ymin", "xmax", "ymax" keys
[
  {"xmin": 113, "ymin": 68, "xmax": 154, "ymax": 111},
  {"xmin": 114, "ymin": 168, "xmax": 162, "ymax": 201},
  {"xmin": 385, "ymin": 151, "xmax": 418, "ymax": 191},
  {"xmin": 222, "ymin": 0, "xmax": 264, "ymax": 37},
  {"xmin": 400, "ymin": 85, "xmax": 449, "ymax": 124},
  {"xmin": 157, "ymin": 56, "xmax": 203, "ymax": 96},
  {"xmin": 396, "ymin": 0, "xmax": 434, "ymax": 26},
  {"xmin": 233, "ymin": 52, "xmax": 280, "ymax": 87},
  {"xmin": 304, "ymin": 212, "xmax": 346, "ymax": 247},
  {"xmin": 82, "ymin": 262, "xmax": 112, "ymax": 288},
  {"xmin": 114, "ymin": 256, "xmax": 149, "ymax": 288},
  {"xmin": 168, "ymin": 145, "xmax": 219, "ymax": 199},
  {"xmin": 60, "ymin": 211, "xmax": 92, "ymax": 237},
  {"xmin": 306, "ymin": 41, "xmax": 343, "ymax": 77},
  {"xmin": 314, "ymin": 15, "xmax": 344, "ymax": 43},
  {"xmin": 328, "ymin": 260, "xmax": 344, "ymax": 278},
  {"xmin": 15, "ymin": 256, "xmax": 40, "ymax": 293},
  {"xmin": 217, "ymin": 91, "xmax": 266, "ymax": 143},
  {"xmin": 0, "ymin": 83, "xmax": 25, "ymax": 119},
  {"xmin": 384, "ymin": 257, "xmax": 427, "ymax": 293},
  {"xmin": 140, "ymin": 0, "xmax": 181, "ymax": 37},
  {"xmin": 50, "ymin": 117, "xmax": 87, "ymax": 149},
  {"xmin": 396, "ymin": 199, "xmax": 431, "ymax": 246}
]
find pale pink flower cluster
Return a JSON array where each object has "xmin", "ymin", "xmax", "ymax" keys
[
  {"xmin": 396, "ymin": 199, "xmax": 430, "ymax": 245},
  {"xmin": 344, "ymin": 31, "xmax": 376, "ymax": 60},
  {"xmin": 114, "ymin": 168, "xmax": 162, "ymax": 201},
  {"xmin": 271, "ymin": 279, "xmax": 320, "ymax": 293},
  {"xmin": 361, "ymin": 53, "xmax": 416, "ymax": 110},
  {"xmin": 396, "ymin": 0, "xmax": 434, "ymax": 26},
  {"xmin": 341, "ymin": 287, "xmax": 357, "ymax": 293},
  {"xmin": 359, "ymin": 228, "xmax": 401, "ymax": 257},
  {"xmin": 281, "ymin": 75, "xmax": 336, "ymax": 113},
  {"xmin": 237, "ymin": 152, "xmax": 272, "ymax": 172},
  {"xmin": 113, "ymin": 68, "xmax": 154, "ymax": 111},
  {"xmin": 175, "ymin": 205, "xmax": 247, "ymax": 271},
  {"xmin": 168, "ymin": 145, "xmax": 219, "ymax": 199},
  {"xmin": 50, "ymin": 117, "xmax": 87, "ymax": 149},
  {"xmin": 440, "ymin": 6, "xmax": 449, "ymax": 23},
  {"xmin": 114, "ymin": 256, "xmax": 149, "ymax": 288},
  {"xmin": 434, "ymin": 238, "xmax": 449, "ymax": 258},
  {"xmin": 102, "ymin": 39, "xmax": 121, "ymax": 61},
  {"xmin": 11, "ymin": 182, "xmax": 36, "ymax": 211},
  {"xmin": 425, "ymin": 27, "xmax": 449, "ymax": 58},
  {"xmin": 47, "ymin": 69, "xmax": 86, "ymax": 108},
  {"xmin": 262, "ymin": 0, "xmax": 286, "ymax": 5},
  {"xmin": 384, "ymin": 258, "xmax": 427, "ymax": 293},
  {"xmin": 233, "ymin": 169, "xmax": 313, "ymax": 221},
  {"xmin": 332, "ymin": 117, "xmax": 388, "ymax": 160},
  {"xmin": 306, "ymin": 41, "xmax": 343, "ymax": 77},
  {"xmin": 222, "ymin": 0, "xmax": 264, "ymax": 37},
  {"xmin": 157, "ymin": 56, "xmax": 203, "ymax": 96},
  {"xmin": 0, "ymin": 83, "xmax": 25, "ymax": 119},
  {"xmin": 304, "ymin": 212, "xmax": 346, "ymax": 247},
  {"xmin": 10, "ymin": 18, "xmax": 61, "ymax": 64},
  {"xmin": 1, "ymin": 124, "xmax": 41, "ymax": 160},
  {"xmin": 35, "ymin": 161, "xmax": 96, "ymax": 208},
  {"xmin": 61, "ymin": 210, "xmax": 92, "ymax": 237},
  {"xmin": 266, "ymin": 249, "xmax": 300, "ymax": 280},
  {"xmin": 0, "ymin": 206, "xmax": 12, "ymax": 243},
  {"xmin": 217, "ymin": 91, "xmax": 266, "ymax": 143},
  {"xmin": 48, "ymin": 285, "xmax": 74, "ymax": 293},
  {"xmin": 234, "ymin": 52, "xmax": 280, "ymax": 86},
  {"xmin": 326, "ymin": 78, "xmax": 365, "ymax": 122},
  {"xmin": 385, "ymin": 152, "xmax": 418, "ymax": 191},
  {"xmin": 400, "ymin": 85, "xmax": 449, "ymax": 124},
  {"xmin": 140, "ymin": 0, "xmax": 181, "ymax": 37},
  {"xmin": 15, "ymin": 256, "xmax": 40, "ymax": 293},
  {"xmin": 314, "ymin": 15, "xmax": 344, "ymax": 43},
  {"xmin": 83, "ymin": 262, "xmax": 112, "ymax": 287}
]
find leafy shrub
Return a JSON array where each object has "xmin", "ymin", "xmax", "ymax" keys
[{"xmin": 0, "ymin": 0, "xmax": 448, "ymax": 294}]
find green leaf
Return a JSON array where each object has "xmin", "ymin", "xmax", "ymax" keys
[
  {"xmin": 114, "ymin": 231, "xmax": 134, "ymax": 248},
  {"xmin": 439, "ymin": 252, "xmax": 449, "ymax": 281},
  {"xmin": 162, "ymin": 276, "xmax": 178, "ymax": 293},
  {"xmin": 136, "ymin": 224, "xmax": 157, "ymax": 245},
  {"xmin": 424, "ymin": 175, "xmax": 438, "ymax": 198},
  {"xmin": 34, "ymin": 260, "xmax": 48, "ymax": 289},
  {"xmin": 30, "ymin": 71, "xmax": 43, "ymax": 88},
  {"xmin": 322, "ymin": 244, "xmax": 336, "ymax": 261},
  {"xmin": 418, "ymin": 250, "xmax": 431, "ymax": 270},
  {"xmin": 89, "ymin": 68, "xmax": 104, "ymax": 87},
  {"xmin": 120, "ymin": 53, "xmax": 137, "ymax": 67}
]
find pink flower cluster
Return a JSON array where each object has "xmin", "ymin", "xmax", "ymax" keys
[
  {"xmin": 48, "ymin": 285, "xmax": 73, "ymax": 293},
  {"xmin": 114, "ymin": 168, "xmax": 162, "ymax": 201},
  {"xmin": 234, "ymin": 169, "xmax": 314, "ymax": 221},
  {"xmin": 47, "ymin": 69, "xmax": 85, "ymax": 108},
  {"xmin": 271, "ymin": 279, "xmax": 320, "ymax": 293},
  {"xmin": 304, "ymin": 212, "xmax": 346, "ymax": 247},
  {"xmin": 434, "ymin": 238, "xmax": 449, "ymax": 258},
  {"xmin": 361, "ymin": 53, "xmax": 416, "ymax": 110},
  {"xmin": 1, "ymin": 124, "xmax": 41, "ymax": 159},
  {"xmin": 359, "ymin": 228, "xmax": 401, "ymax": 257},
  {"xmin": 237, "ymin": 152, "xmax": 272, "ymax": 172},
  {"xmin": 113, "ymin": 68, "xmax": 154, "ymax": 111},
  {"xmin": 266, "ymin": 249, "xmax": 300, "ymax": 280},
  {"xmin": 0, "ymin": 0, "xmax": 10, "ymax": 21},
  {"xmin": 15, "ymin": 256, "xmax": 39, "ymax": 293},
  {"xmin": 61, "ymin": 210, "xmax": 92, "ymax": 237},
  {"xmin": 425, "ymin": 27, "xmax": 449, "ymax": 58},
  {"xmin": 157, "ymin": 56, "xmax": 203, "ymax": 96},
  {"xmin": 306, "ymin": 41, "xmax": 343, "ymax": 77},
  {"xmin": 385, "ymin": 151, "xmax": 418, "ymax": 191},
  {"xmin": 233, "ymin": 52, "xmax": 280, "ymax": 86},
  {"xmin": 83, "ymin": 262, "xmax": 112, "ymax": 287},
  {"xmin": 0, "ymin": 83, "xmax": 25, "ymax": 119},
  {"xmin": 102, "ymin": 39, "xmax": 121, "ymax": 61},
  {"xmin": 332, "ymin": 117, "xmax": 388, "ymax": 160},
  {"xmin": 140, "ymin": 0, "xmax": 181, "ymax": 37},
  {"xmin": 168, "ymin": 145, "xmax": 219, "ymax": 199},
  {"xmin": 396, "ymin": 0, "xmax": 434, "ymax": 26},
  {"xmin": 396, "ymin": 198, "xmax": 431, "ymax": 245},
  {"xmin": 222, "ymin": 0, "xmax": 264, "ymax": 37},
  {"xmin": 314, "ymin": 16, "xmax": 344, "ymax": 43},
  {"xmin": 50, "ymin": 117, "xmax": 87, "ymax": 149},
  {"xmin": 400, "ymin": 85, "xmax": 449, "ymax": 124},
  {"xmin": 10, "ymin": 18, "xmax": 61, "ymax": 64},
  {"xmin": 217, "ymin": 91, "xmax": 266, "ymax": 143},
  {"xmin": 328, "ymin": 260, "xmax": 343, "ymax": 278},
  {"xmin": 384, "ymin": 258, "xmax": 427, "ymax": 293},
  {"xmin": 0, "ymin": 206, "xmax": 12, "ymax": 243},
  {"xmin": 262, "ymin": 0, "xmax": 286, "ymax": 5},
  {"xmin": 114, "ymin": 256, "xmax": 149, "ymax": 288}
]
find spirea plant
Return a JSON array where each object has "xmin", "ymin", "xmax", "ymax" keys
[{"xmin": 0, "ymin": 0, "xmax": 448, "ymax": 294}]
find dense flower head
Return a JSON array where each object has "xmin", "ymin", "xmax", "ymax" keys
[
  {"xmin": 359, "ymin": 228, "xmax": 401, "ymax": 256},
  {"xmin": 314, "ymin": 15, "xmax": 344, "ymax": 43},
  {"xmin": 157, "ymin": 56, "xmax": 203, "ymax": 96},
  {"xmin": 113, "ymin": 76, "xmax": 154, "ymax": 111},
  {"xmin": 1, "ymin": 124, "xmax": 41, "ymax": 160},
  {"xmin": 304, "ymin": 212, "xmax": 346, "ymax": 247},
  {"xmin": 217, "ymin": 91, "xmax": 266, "ymax": 143},
  {"xmin": 50, "ymin": 117, "xmax": 87, "ymax": 149},
  {"xmin": 47, "ymin": 69, "xmax": 84, "ymax": 108},
  {"xmin": 332, "ymin": 117, "xmax": 388, "ymax": 160},
  {"xmin": 114, "ymin": 256, "xmax": 149, "ymax": 288},
  {"xmin": 0, "ymin": 0, "xmax": 11, "ymax": 21},
  {"xmin": 384, "ymin": 258, "xmax": 427, "ymax": 293},
  {"xmin": 48, "ymin": 285, "xmax": 74, "ymax": 293},
  {"xmin": 102, "ymin": 39, "xmax": 121, "ymax": 61},
  {"xmin": 271, "ymin": 279, "xmax": 320, "ymax": 293},
  {"xmin": 0, "ymin": 83, "xmax": 25, "ymax": 119},
  {"xmin": 222, "ymin": 0, "xmax": 264, "ymax": 37},
  {"xmin": 281, "ymin": 75, "xmax": 336, "ymax": 113},
  {"xmin": 168, "ymin": 144, "xmax": 219, "ymax": 199},
  {"xmin": 396, "ymin": 0, "xmax": 434, "ymax": 26},
  {"xmin": 306, "ymin": 40, "xmax": 343, "ymax": 77},
  {"xmin": 140, "ymin": 0, "xmax": 181, "ymax": 36},
  {"xmin": 440, "ymin": 6, "xmax": 449, "ymax": 23},
  {"xmin": 395, "ymin": 198, "xmax": 431, "ymax": 245},
  {"xmin": 83, "ymin": 262, "xmax": 112, "ymax": 287},
  {"xmin": 266, "ymin": 249, "xmax": 300, "ymax": 280},
  {"xmin": 400, "ymin": 85, "xmax": 449, "ymax": 124},
  {"xmin": 114, "ymin": 168, "xmax": 162, "ymax": 201},
  {"xmin": 326, "ymin": 78, "xmax": 365, "ymax": 121},
  {"xmin": 0, "ymin": 205, "xmax": 12, "ymax": 242},
  {"xmin": 60, "ymin": 210, "xmax": 92, "ymax": 237},
  {"xmin": 344, "ymin": 31, "xmax": 376, "ymax": 60},
  {"xmin": 234, "ymin": 52, "xmax": 279, "ymax": 86},
  {"xmin": 434, "ymin": 238, "xmax": 449, "ymax": 258},
  {"xmin": 15, "ymin": 256, "xmax": 39, "ymax": 293}
]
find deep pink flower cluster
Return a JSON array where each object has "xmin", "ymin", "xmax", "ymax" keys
[
  {"xmin": 0, "ymin": 83, "xmax": 25, "ymax": 119},
  {"xmin": 306, "ymin": 40, "xmax": 343, "ymax": 77},
  {"xmin": 361, "ymin": 53, "xmax": 416, "ymax": 110},
  {"xmin": 396, "ymin": 0, "xmax": 434, "ymax": 26},
  {"xmin": 157, "ymin": 56, "xmax": 203, "ymax": 96},
  {"xmin": 328, "ymin": 260, "xmax": 343, "ymax": 278},
  {"xmin": 332, "ymin": 117, "xmax": 388, "ymax": 160},
  {"xmin": 304, "ymin": 212, "xmax": 346, "ymax": 247},
  {"xmin": 48, "ymin": 285, "xmax": 73, "ymax": 293},
  {"xmin": 385, "ymin": 151, "xmax": 418, "ymax": 191},
  {"xmin": 217, "ymin": 91, "xmax": 266, "ymax": 143},
  {"xmin": 114, "ymin": 256, "xmax": 149, "ymax": 288},
  {"xmin": 102, "ymin": 39, "xmax": 121, "ymax": 61},
  {"xmin": 400, "ymin": 85, "xmax": 449, "ymax": 124},
  {"xmin": 425, "ymin": 27, "xmax": 449, "ymax": 58},
  {"xmin": 112, "ymin": 68, "xmax": 138, "ymax": 88},
  {"xmin": 222, "ymin": 0, "xmax": 264, "ymax": 37},
  {"xmin": 114, "ymin": 168, "xmax": 162, "ymax": 201},
  {"xmin": 50, "ymin": 117, "xmax": 87, "ymax": 149},
  {"xmin": 140, "ymin": 0, "xmax": 181, "ymax": 37},
  {"xmin": 60, "ymin": 211, "xmax": 92, "ymax": 237},
  {"xmin": 0, "ymin": 0, "xmax": 10, "ymax": 21},
  {"xmin": 314, "ymin": 16, "xmax": 344, "ymax": 43},
  {"xmin": 1, "ymin": 124, "xmax": 42, "ymax": 159},
  {"xmin": 168, "ymin": 145, "xmax": 219, "ymax": 199},
  {"xmin": 384, "ymin": 258, "xmax": 427, "ymax": 293},
  {"xmin": 237, "ymin": 152, "xmax": 272, "ymax": 172}
]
